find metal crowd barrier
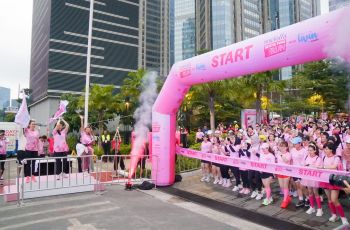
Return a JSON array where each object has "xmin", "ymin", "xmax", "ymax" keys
[
  {"xmin": 20, "ymin": 155, "xmax": 99, "ymax": 203},
  {"xmin": 97, "ymin": 154, "xmax": 157, "ymax": 189},
  {"xmin": 0, "ymin": 154, "xmax": 159, "ymax": 205},
  {"xmin": 175, "ymin": 155, "xmax": 201, "ymax": 174},
  {"xmin": 0, "ymin": 158, "xmax": 21, "ymax": 206}
]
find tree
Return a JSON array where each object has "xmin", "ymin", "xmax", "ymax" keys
[
  {"xmin": 293, "ymin": 60, "xmax": 349, "ymax": 113},
  {"xmin": 4, "ymin": 113, "xmax": 15, "ymax": 122},
  {"xmin": 78, "ymin": 85, "xmax": 119, "ymax": 139}
]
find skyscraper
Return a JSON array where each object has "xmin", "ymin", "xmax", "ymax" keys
[
  {"xmin": 138, "ymin": 0, "xmax": 170, "ymax": 77},
  {"xmin": 30, "ymin": 0, "xmax": 139, "ymax": 123},
  {"xmin": 329, "ymin": 0, "xmax": 350, "ymax": 11},
  {"xmin": 172, "ymin": 0, "xmax": 196, "ymax": 64},
  {"xmin": 0, "ymin": 87, "xmax": 10, "ymax": 110}
]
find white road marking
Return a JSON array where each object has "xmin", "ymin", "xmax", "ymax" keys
[
  {"xmin": 141, "ymin": 190, "xmax": 272, "ymax": 230},
  {"xmin": 67, "ymin": 218, "xmax": 105, "ymax": 230},
  {"xmin": 0, "ymin": 207, "xmax": 119, "ymax": 230},
  {"xmin": 0, "ymin": 194, "xmax": 98, "ymax": 212},
  {"xmin": 0, "ymin": 201, "xmax": 111, "ymax": 222}
]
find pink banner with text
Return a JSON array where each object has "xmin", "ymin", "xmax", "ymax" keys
[{"xmin": 176, "ymin": 147, "xmax": 349, "ymax": 183}]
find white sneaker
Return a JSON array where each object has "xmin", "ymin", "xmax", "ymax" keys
[
  {"xmin": 292, "ymin": 191, "xmax": 298, "ymax": 198},
  {"xmin": 200, "ymin": 176, "xmax": 206, "ymax": 182},
  {"xmin": 256, "ymin": 193, "xmax": 263, "ymax": 200},
  {"xmin": 224, "ymin": 180, "xmax": 232, "ymax": 188},
  {"xmin": 222, "ymin": 179, "xmax": 227, "ymax": 187},
  {"xmin": 238, "ymin": 184, "xmax": 243, "ymax": 189},
  {"xmin": 306, "ymin": 207, "xmax": 316, "ymax": 215},
  {"xmin": 232, "ymin": 186, "xmax": 240, "ymax": 192},
  {"xmin": 218, "ymin": 178, "xmax": 223, "ymax": 185},
  {"xmin": 341, "ymin": 217, "xmax": 349, "ymax": 225},
  {"xmin": 213, "ymin": 178, "xmax": 219, "ymax": 184},
  {"xmin": 329, "ymin": 214, "xmax": 339, "ymax": 222},
  {"xmin": 204, "ymin": 177, "xmax": 210, "ymax": 182},
  {"xmin": 250, "ymin": 190, "xmax": 258, "ymax": 198},
  {"xmin": 316, "ymin": 209, "xmax": 323, "ymax": 217}
]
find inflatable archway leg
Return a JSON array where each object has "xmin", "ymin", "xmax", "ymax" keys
[{"xmin": 151, "ymin": 111, "xmax": 176, "ymax": 186}]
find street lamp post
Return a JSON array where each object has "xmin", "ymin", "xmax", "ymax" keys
[{"xmin": 84, "ymin": 0, "xmax": 94, "ymax": 127}]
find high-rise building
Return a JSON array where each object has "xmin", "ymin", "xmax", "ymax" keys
[
  {"xmin": 0, "ymin": 87, "xmax": 10, "ymax": 110},
  {"xmin": 138, "ymin": 0, "xmax": 170, "ymax": 77},
  {"xmin": 172, "ymin": 0, "xmax": 196, "ymax": 64},
  {"xmin": 268, "ymin": 0, "xmax": 321, "ymax": 80},
  {"xmin": 29, "ymin": 0, "xmax": 139, "ymax": 124},
  {"xmin": 329, "ymin": 0, "xmax": 350, "ymax": 11}
]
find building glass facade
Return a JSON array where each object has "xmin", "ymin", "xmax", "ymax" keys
[
  {"xmin": 30, "ymin": 0, "xmax": 139, "ymax": 102},
  {"xmin": 0, "ymin": 87, "xmax": 10, "ymax": 110},
  {"xmin": 242, "ymin": 0, "xmax": 262, "ymax": 40},
  {"xmin": 212, "ymin": 0, "xmax": 233, "ymax": 49},
  {"xmin": 329, "ymin": 0, "xmax": 350, "ymax": 11},
  {"xmin": 173, "ymin": 0, "xmax": 196, "ymax": 63}
]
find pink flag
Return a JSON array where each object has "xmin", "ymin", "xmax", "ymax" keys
[
  {"xmin": 49, "ymin": 100, "xmax": 69, "ymax": 124},
  {"xmin": 15, "ymin": 97, "xmax": 30, "ymax": 128}
]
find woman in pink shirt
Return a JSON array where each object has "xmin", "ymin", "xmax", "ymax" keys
[
  {"xmin": 320, "ymin": 143, "xmax": 348, "ymax": 225},
  {"xmin": 0, "ymin": 130, "xmax": 9, "ymax": 185},
  {"xmin": 79, "ymin": 115, "xmax": 95, "ymax": 173},
  {"xmin": 276, "ymin": 141, "xmax": 292, "ymax": 208},
  {"xmin": 200, "ymin": 135, "xmax": 212, "ymax": 183},
  {"xmin": 302, "ymin": 143, "xmax": 323, "ymax": 217},
  {"xmin": 24, "ymin": 120, "xmax": 40, "ymax": 183},
  {"xmin": 53, "ymin": 119, "xmax": 70, "ymax": 179},
  {"xmin": 259, "ymin": 143, "xmax": 276, "ymax": 206}
]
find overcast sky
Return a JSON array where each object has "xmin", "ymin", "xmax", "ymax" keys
[{"xmin": 0, "ymin": 0, "xmax": 32, "ymax": 100}]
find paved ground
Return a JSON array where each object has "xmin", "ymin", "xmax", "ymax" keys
[
  {"xmin": 173, "ymin": 170, "xmax": 350, "ymax": 230},
  {"xmin": 0, "ymin": 185, "xmax": 269, "ymax": 230}
]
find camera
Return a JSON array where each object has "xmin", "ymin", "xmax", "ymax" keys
[{"xmin": 329, "ymin": 174, "xmax": 350, "ymax": 188}]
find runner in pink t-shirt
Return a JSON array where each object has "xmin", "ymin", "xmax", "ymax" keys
[
  {"xmin": 53, "ymin": 118, "xmax": 70, "ymax": 179},
  {"xmin": 79, "ymin": 115, "xmax": 95, "ymax": 173},
  {"xmin": 302, "ymin": 143, "xmax": 323, "ymax": 217},
  {"xmin": 24, "ymin": 120, "xmax": 40, "ymax": 183},
  {"xmin": 320, "ymin": 143, "xmax": 348, "ymax": 225},
  {"xmin": 0, "ymin": 130, "xmax": 9, "ymax": 184},
  {"xmin": 259, "ymin": 143, "xmax": 276, "ymax": 206},
  {"xmin": 290, "ymin": 136, "xmax": 308, "ymax": 207},
  {"xmin": 276, "ymin": 141, "xmax": 292, "ymax": 209}
]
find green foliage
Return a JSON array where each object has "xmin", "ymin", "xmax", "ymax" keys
[
  {"xmin": 67, "ymin": 133, "xmax": 78, "ymax": 153},
  {"xmin": 175, "ymin": 155, "xmax": 201, "ymax": 173},
  {"xmin": 93, "ymin": 146, "xmax": 104, "ymax": 158},
  {"xmin": 4, "ymin": 113, "xmax": 15, "ymax": 122},
  {"xmin": 292, "ymin": 60, "xmax": 349, "ymax": 113},
  {"xmin": 187, "ymin": 132, "xmax": 196, "ymax": 146},
  {"xmin": 78, "ymin": 85, "xmax": 119, "ymax": 137},
  {"xmin": 119, "ymin": 144, "xmax": 131, "ymax": 155},
  {"xmin": 189, "ymin": 142, "xmax": 201, "ymax": 150},
  {"xmin": 135, "ymin": 167, "xmax": 151, "ymax": 178}
]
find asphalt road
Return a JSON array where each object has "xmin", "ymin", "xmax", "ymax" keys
[{"xmin": 0, "ymin": 185, "xmax": 270, "ymax": 230}]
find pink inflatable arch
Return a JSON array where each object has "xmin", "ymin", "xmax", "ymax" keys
[{"xmin": 152, "ymin": 7, "xmax": 350, "ymax": 186}]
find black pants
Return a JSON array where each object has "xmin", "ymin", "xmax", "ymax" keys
[
  {"xmin": 114, "ymin": 155, "xmax": 125, "ymax": 171},
  {"xmin": 0, "ymin": 154, "xmax": 6, "ymax": 172},
  {"xmin": 102, "ymin": 143, "xmax": 111, "ymax": 162},
  {"xmin": 54, "ymin": 152, "xmax": 69, "ymax": 175},
  {"xmin": 77, "ymin": 157, "xmax": 82, "ymax": 173},
  {"xmin": 248, "ymin": 170, "xmax": 262, "ymax": 192},
  {"xmin": 229, "ymin": 166, "xmax": 241, "ymax": 186},
  {"xmin": 240, "ymin": 170, "xmax": 249, "ymax": 188},
  {"xmin": 24, "ymin": 150, "xmax": 38, "ymax": 177},
  {"xmin": 220, "ymin": 165, "xmax": 230, "ymax": 179}
]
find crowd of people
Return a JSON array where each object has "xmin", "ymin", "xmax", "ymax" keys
[{"xmin": 196, "ymin": 115, "xmax": 350, "ymax": 225}]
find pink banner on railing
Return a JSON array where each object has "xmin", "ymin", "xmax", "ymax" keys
[{"xmin": 176, "ymin": 147, "xmax": 350, "ymax": 183}]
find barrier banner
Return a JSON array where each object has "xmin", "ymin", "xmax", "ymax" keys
[{"xmin": 176, "ymin": 147, "xmax": 350, "ymax": 183}]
